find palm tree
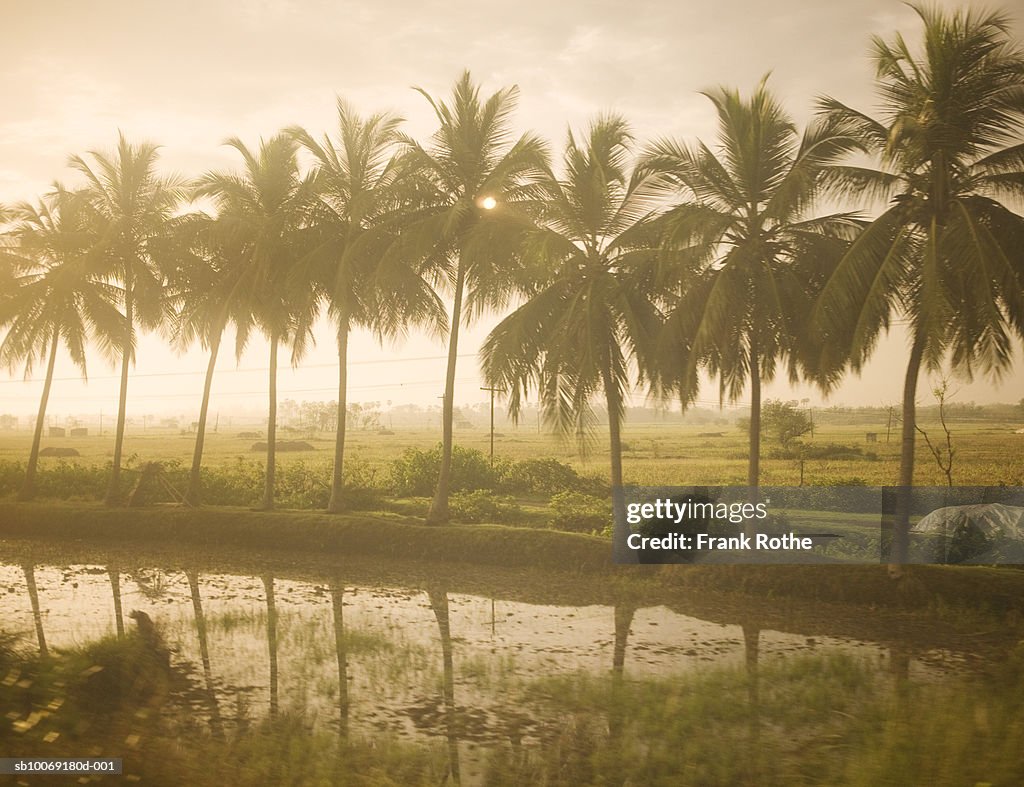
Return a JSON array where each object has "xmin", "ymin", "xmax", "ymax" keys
[
  {"xmin": 814, "ymin": 5, "xmax": 1024, "ymax": 563},
  {"xmin": 0, "ymin": 192, "xmax": 122, "ymax": 500},
  {"xmin": 70, "ymin": 134, "xmax": 187, "ymax": 505},
  {"xmin": 482, "ymin": 116, "xmax": 664, "ymax": 563},
  {"xmin": 397, "ymin": 71, "xmax": 547, "ymax": 523},
  {"xmin": 291, "ymin": 101, "xmax": 444, "ymax": 513},
  {"xmin": 196, "ymin": 135, "xmax": 318, "ymax": 510},
  {"xmin": 647, "ymin": 81, "xmax": 862, "ymax": 504},
  {"xmin": 168, "ymin": 214, "xmax": 255, "ymax": 505}
]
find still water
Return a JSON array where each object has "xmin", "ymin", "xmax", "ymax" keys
[{"xmin": 0, "ymin": 546, "xmax": 1017, "ymax": 785}]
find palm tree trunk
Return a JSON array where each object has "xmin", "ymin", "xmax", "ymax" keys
[
  {"xmin": 19, "ymin": 329, "xmax": 60, "ymax": 501},
  {"xmin": 327, "ymin": 319, "xmax": 349, "ymax": 513},
  {"xmin": 428, "ymin": 260, "xmax": 466, "ymax": 524},
  {"xmin": 262, "ymin": 334, "xmax": 279, "ymax": 510},
  {"xmin": 604, "ymin": 369, "xmax": 634, "ymax": 563},
  {"xmin": 746, "ymin": 339, "xmax": 762, "ymax": 539},
  {"xmin": 748, "ymin": 339, "xmax": 761, "ymax": 493},
  {"xmin": 185, "ymin": 330, "xmax": 223, "ymax": 506},
  {"xmin": 892, "ymin": 333, "xmax": 927, "ymax": 569},
  {"xmin": 106, "ymin": 293, "xmax": 133, "ymax": 506}
]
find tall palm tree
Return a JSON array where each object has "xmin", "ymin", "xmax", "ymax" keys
[
  {"xmin": 647, "ymin": 81, "xmax": 862, "ymax": 502},
  {"xmin": 196, "ymin": 135, "xmax": 318, "ymax": 510},
  {"xmin": 397, "ymin": 71, "xmax": 547, "ymax": 523},
  {"xmin": 291, "ymin": 101, "xmax": 444, "ymax": 513},
  {"xmin": 168, "ymin": 213, "xmax": 254, "ymax": 505},
  {"xmin": 0, "ymin": 192, "xmax": 122, "ymax": 500},
  {"xmin": 814, "ymin": 5, "xmax": 1024, "ymax": 563},
  {"xmin": 482, "ymin": 116, "xmax": 664, "ymax": 563},
  {"xmin": 70, "ymin": 134, "xmax": 187, "ymax": 505}
]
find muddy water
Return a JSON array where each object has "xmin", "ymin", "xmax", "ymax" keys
[{"xmin": 0, "ymin": 555, "xmax": 974, "ymax": 785}]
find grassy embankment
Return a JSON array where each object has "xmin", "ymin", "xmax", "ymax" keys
[{"xmin": 4, "ymin": 501, "xmax": 1024, "ymax": 623}]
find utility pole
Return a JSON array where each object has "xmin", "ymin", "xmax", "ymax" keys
[
  {"xmin": 480, "ymin": 386, "xmax": 505, "ymax": 465},
  {"xmin": 886, "ymin": 406, "xmax": 894, "ymax": 443}
]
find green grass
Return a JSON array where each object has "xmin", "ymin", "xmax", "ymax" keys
[
  {"xmin": 507, "ymin": 649, "xmax": 1024, "ymax": 786},
  {"xmin": 0, "ymin": 501, "xmax": 610, "ymax": 573}
]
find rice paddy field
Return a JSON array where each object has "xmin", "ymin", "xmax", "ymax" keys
[{"xmin": 0, "ymin": 415, "xmax": 1020, "ymax": 488}]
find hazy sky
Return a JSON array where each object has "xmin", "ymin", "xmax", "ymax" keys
[{"xmin": 1, "ymin": 0, "xmax": 1022, "ymax": 421}]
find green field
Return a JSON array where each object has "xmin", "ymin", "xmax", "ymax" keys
[{"xmin": 2, "ymin": 416, "xmax": 1021, "ymax": 488}]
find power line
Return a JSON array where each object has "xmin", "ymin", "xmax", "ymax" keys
[
  {"xmin": 2, "ymin": 377, "xmax": 484, "ymax": 403},
  {"xmin": 0, "ymin": 353, "xmax": 476, "ymax": 386}
]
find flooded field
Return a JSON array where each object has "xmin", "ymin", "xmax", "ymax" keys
[{"xmin": 3, "ymin": 542, "xmax": 1020, "ymax": 785}]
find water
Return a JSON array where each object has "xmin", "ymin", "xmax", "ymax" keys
[{"xmin": 0, "ymin": 542, "xmax": 1016, "ymax": 785}]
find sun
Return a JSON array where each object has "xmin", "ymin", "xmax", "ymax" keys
[{"xmin": 480, "ymin": 196, "xmax": 497, "ymax": 210}]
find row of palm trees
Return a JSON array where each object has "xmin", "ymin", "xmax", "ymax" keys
[{"xmin": 2, "ymin": 5, "xmax": 1023, "ymax": 562}]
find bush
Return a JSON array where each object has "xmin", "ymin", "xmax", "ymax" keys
[
  {"xmin": 498, "ymin": 457, "xmax": 606, "ymax": 496},
  {"xmin": 738, "ymin": 399, "xmax": 812, "ymax": 447},
  {"xmin": 448, "ymin": 490, "xmax": 523, "ymax": 524},
  {"xmin": 389, "ymin": 444, "xmax": 499, "ymax": 496},
  {"xmin": 0, "ymin": 459, "xmax": 109, "ymax": 501},
  {"xmin": 548, "ymin": 491, "xmax": 611, "ymax": 533},
  {"xmin": 770, "ymin": 443, "xmax": 869, "ymax": 461},
  {"xmin": 194, "ymin": 458, "xmax": 264, "ymax": 506}
]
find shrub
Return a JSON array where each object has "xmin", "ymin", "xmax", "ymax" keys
[
  {"xmin": 389, "ymin": 444, "xmax": 499, "ymax": 496},
  {"xmin": 0, "ymin": 459, "xmax": 109, "ymax": 501},
  {"xmin": 548, "ymin": 491, "xmax": 611, "ymax": 533},
  {"xmin": 194, "ymin": 458, "xmax": 264, "ymax": 507},
  {"xmin": 770, "ymin": 443, "xmax": 867, "ymax": 461},
  {"xmin": 498, "ymin": 457, "xmax": 606, "ymax": 496},
  {"xmin": 448, "ymin": 490, "xmax": 522, "ymax": 524},
  {"xmin": 274, "ymin": 460, "xmax": 331, "ymax": 508}
]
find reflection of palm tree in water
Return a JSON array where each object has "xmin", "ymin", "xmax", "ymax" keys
[
  {"xmin": 612, "ymin": 604, "xmax": 635, "ymax": 676},
  {"xmin": 262, "ymin": 574, "xmax": 279, "ymax": 719},
  {"xmin": 742, "ymin": 622, "xmax": 761, "ymax": 728},
  {"xmin": 187, "ymin": 570, "xmax": 222, "ymax": 735},
  {"xmin": 427, "ymin": 586, "xmax": 460, "ymax": 786},
  {"xmin": 108, "ymin": 566, "xmax": 124, "ymax": 638},
  {"xmin": 22, "ymin": 563, "xmax": 47, "ymax": 657},
  {"xmin": 330, "ymin": 578, "xmax": 349, "ymax": 739},
  {"xmin": 741, "ymin": 622, "xmax": 762, "ymax": 782},
  {"xmin": 889, "ymin": 642, "xmax": 911, "ymax": 716},
  {"xmin": 609, "ymin": 603, "xmax": 636, "ymax": 750}
]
